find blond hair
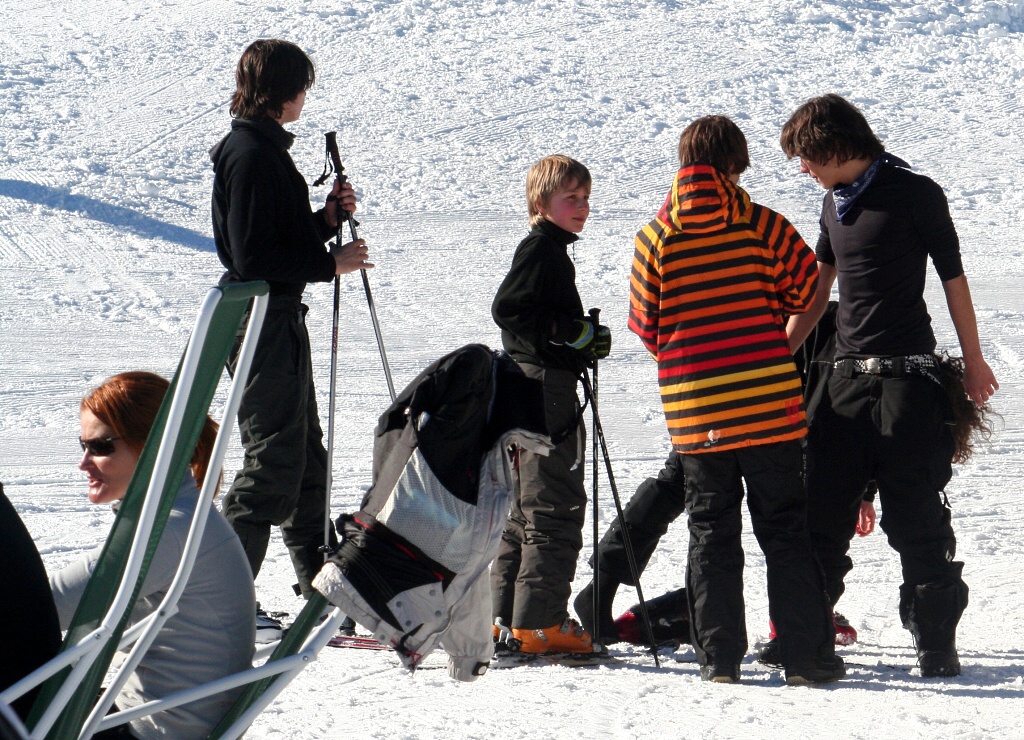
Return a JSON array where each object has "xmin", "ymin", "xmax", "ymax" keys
[{"xmin": 526, "ymin": 155, "xmax": 591, "ymax": 226}]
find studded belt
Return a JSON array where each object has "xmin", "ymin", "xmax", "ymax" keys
[{"xmin": 833, "ymin": 354, "xmax": 939, "ymax": 378}]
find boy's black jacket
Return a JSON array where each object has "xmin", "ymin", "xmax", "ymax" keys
[
  {"xmin": 210, "ymin": 116, "xmax": 336, "ymax": 297},
  {"xmin": 491, "ymin": 220, "xmax": 587, "ymax": 374}
]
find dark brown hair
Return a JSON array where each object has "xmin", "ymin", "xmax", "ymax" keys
[
  {"xmin": 936, "ymin": 355, "xmax": 999, "ymax": 464},
  {"xmin": 82, "ymin": 372, "xmax": 219, "ymax": 488},
  {"xmin": 229, "ymin": 39, "xmax": 315, "ymax": 120},
  {"xmin": 678, "ymin": 116, "xmax": 750, "ymax": 176},
  {"xmin": 780, "ymin": 94, "xmax": 885, "ymax": 165}
]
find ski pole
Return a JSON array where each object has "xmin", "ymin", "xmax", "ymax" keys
[
  {"xmin": 322, "ymin": 132, "xmax": 397, "ymax": 403},
  {"xmin": 322, "ymin": 144, "xmax": 343, "ymax": 562},
  {"xmin": 588, "ymin": 308, "xmax": 602, "ymax": 644},
  {"xmin": 318, "ymin": 133, "xmax": 360, "ymax": 634},
  {"xmin": 580, "ymin": 366, "xmax": 661, "ymax": 668}
]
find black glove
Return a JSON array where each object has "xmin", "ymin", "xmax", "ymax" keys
[
  {"xmin": 564, "ymin": 319, "xmax": 611, "ymax": 361},
  {"xmin": 592, "ymin": 324, "xmax": 611, "ymax": 360}
]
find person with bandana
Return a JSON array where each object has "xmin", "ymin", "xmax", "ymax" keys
[{"xmin": 780, "ymin": 94, "xmax": 999, "ymax": 678}]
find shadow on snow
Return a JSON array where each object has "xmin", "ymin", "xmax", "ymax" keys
[{"xmin": 0, "ymin": 179, "xmax": 214, "ymax": 251}]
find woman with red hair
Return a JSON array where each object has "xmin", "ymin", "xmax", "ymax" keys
[{"xmin": 50, "ymin": 372, "xmax": 255, "ymax": 739}]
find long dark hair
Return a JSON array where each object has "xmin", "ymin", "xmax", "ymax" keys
[
  {"xmin": 229, "ymin": 39, "xmax": 315, "ymax": 120},
  {"xmin": 81, "ymin": 372, "xmax": 219, "ymax": 487},
  {"xmin": 936, "ymin": 355, "xmax": 998, "ymax": 464}
]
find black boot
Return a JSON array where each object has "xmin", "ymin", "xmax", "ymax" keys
[
  {"xmin": 900, "ymin": 581, "xmax": 967, "ymax": 678},
  {"xmin": 574, "ymin": 577, "xmax": 619, "ymax": 643},
  {"xmin": 918, "ymin": 646, "xmax": 961, "ymax": 677},
  {"xmin": 785, "ymin": 654, "xmax": 846, "ymax": 685}
]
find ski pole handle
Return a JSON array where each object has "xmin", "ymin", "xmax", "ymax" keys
[{"xmin": 324, "ymin": 131, "xmax": 359, "ymax": 238}]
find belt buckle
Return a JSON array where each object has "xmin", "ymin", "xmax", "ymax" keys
[{"xmin": 865, "ymin": 357, "xmax": 881, "ymax": 374}]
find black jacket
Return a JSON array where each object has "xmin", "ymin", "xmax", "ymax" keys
[
  {"xmin": 491, "ymin": 221, "xmax": 587, "ymax": 373},
  {"xmin": 210, "ymin": 117, "xmax": 335, "ymax": 297}
]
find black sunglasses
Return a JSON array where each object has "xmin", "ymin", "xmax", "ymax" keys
[{"xmin": 79, "ymin": 436, "xmax": 121, "ymax": 457}]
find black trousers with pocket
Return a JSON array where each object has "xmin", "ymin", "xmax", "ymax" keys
[
  {"xmin": 682, "ymin": 440, "xmax": 834, "ymax": 670},
  {"xmin": 806, "ymin": 369, "xmax": 967, "ymax": 648},
  {"xmin": 588, "ymin": 450, "xmax": 688, "ymax": 586},
  {"xmin": 221, "ymin": 296, "xmax": 337, "ymax": 599},
  {"xmin": 490, "ymin": 364, "xmax": 587, "ymax": 630}
]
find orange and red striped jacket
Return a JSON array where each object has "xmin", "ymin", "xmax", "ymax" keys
[{"xmin": 629, "ymin": 164, "xmax": 819, "ymax": 454}]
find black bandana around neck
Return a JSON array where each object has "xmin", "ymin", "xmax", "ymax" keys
[{"xmin": 833, "ymin": 152, "xmax": 911, "ymax": 223}]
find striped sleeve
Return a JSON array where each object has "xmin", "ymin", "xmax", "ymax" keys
[
  {"xmin": 755, "ymin": 205, "xmax": 818, "ymax": 315},
  {"xmin": 628, "ymin": 221, "xmax": 664, "ymax": 356}
]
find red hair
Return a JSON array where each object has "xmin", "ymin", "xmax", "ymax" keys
[{"xmin": 81, "ymin": 372, "xmax": 219, "ymax": 489}]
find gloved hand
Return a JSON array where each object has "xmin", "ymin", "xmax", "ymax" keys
[
  {"xmin": 564, "ymin": 319, "xmax": 595, "ymax": 352},
  {"xmin": 564, "ymin": 319, "xmax": 611, "ymax": 361},
  {"xmin": 592, "ymin": 324, "xmax": 611, "ymax": 360}
]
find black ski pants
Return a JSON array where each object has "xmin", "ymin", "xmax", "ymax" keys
[
  {"xmin": 589, "ymin": 450, "xmax": 688, "ymax": 585},
  {"xmin": 806, "ymin": 370, "xmax": 967, "ymax": 648},
  {"xmin": 683, "ymin": 440, "xmax": 834, "ymax": 670},
  {"xmin": 222, "ymin": 296, "xmax": 337, "ymax": 599},
  {"xmin": 491, "ymin": 364, "xmax": 587, "ymax": 630}
]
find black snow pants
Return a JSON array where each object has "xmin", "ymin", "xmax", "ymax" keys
[
  {"xmin": 682, "ymin": 440, "xmax": 835, "ymax": 670},
  {"xmin": 221, "ymin": 296, "xmax": 337, "ymax": 599},
  {"xmin": 588, "ymin": 451, "xmax": 688, "ymax": 585},
  {"xmin": 806, "ymin": 369, "xmax": 967, "ymax": 650}
]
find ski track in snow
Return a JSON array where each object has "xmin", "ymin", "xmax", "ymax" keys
[{"xmin": 2, "ymin": 1, "xmax": 1023, "ymax": 738}]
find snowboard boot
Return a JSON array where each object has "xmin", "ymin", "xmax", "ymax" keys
[
  {"xmin": 573, "ymin": 577, "xmax": 619, "ymax": 644},
  {"xmin": 833, "ymin": 612, "xmax": 858, "ymax": 645},
  {"xmin": 338, "ymin": 616, "xmax": 357, "ymax": 637},
  {"xmin": 614, "ymin": 587, "xmax": 691, "ymax": 647},
  {"xmin": 918, "ymin": 646, "xmax": 961, "ymax": 677},
  {"xmin": 512, "ymin": 617, "xmax": 602, "ymax": 654},
  {"xmin": 492, "ymin": 617, "xmax": 520, "ymax": 654},
  {"xmin": 900, "ymin": 581, "xmax": 967, "ymax": 678},
  {"xmin": 255, "ymin": 604, "xmax": 284, "ymax": 644},
  {"xmin": 757, "ymin": 620, "xmax": 782, "ymax": 667},
  {"xmin": 700, "ymin": 663, "xmax": 740, "ymax": 684},
  {"xmin": 760, "ymin": 611, "xmax": 857, "ymax": 666},
  {"xmin": 785, "ymin": 654, "xmax": 846, "ymax": 686}
]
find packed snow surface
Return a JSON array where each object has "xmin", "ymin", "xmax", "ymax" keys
[{"xmin": 1, "ymin": 0, "xmax": 1023, "ymax": 738}]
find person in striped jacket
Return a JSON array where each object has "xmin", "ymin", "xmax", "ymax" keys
[{"xmin": 628, "ymin": 116, "xmax": 843, "ymax": 685}]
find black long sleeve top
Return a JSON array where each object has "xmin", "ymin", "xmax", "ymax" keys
[
  {"xmin": 491, "ymin": 220, "xmax": 587, "ymax": 373},
  {"xmin": 210, "ymin": 117, "xmax": 335, "ymax": 297}
]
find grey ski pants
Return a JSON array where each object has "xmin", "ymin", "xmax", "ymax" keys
[{"xmin": 491, "ymin": 364, "xmax": 587, "ymax": 630}]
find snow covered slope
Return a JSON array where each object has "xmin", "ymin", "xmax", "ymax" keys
[{"xmin": 1, "ymin": 0, "xmax": 1022, "ymax": 737}]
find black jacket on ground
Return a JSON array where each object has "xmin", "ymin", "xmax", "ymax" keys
[
  {"xmin": 491, "ymin": 221, "xmax": 587, "ymax": 374},
  {"xmin": 210, "ymin": 117, "xmax": 335, "ymax": 297}
]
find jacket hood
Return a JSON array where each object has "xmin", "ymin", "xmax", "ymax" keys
[{"xmin": 656, "ymin": 163, "xmax": 752, "ymax": 233}]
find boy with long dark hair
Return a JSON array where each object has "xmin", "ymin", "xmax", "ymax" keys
[
  {"xmin": 781, "ymin": 94, "xmax": 998, "ymax": 677},
  {"xmin": 211, "ymin": 40, "xmax": 372, "ymax": 617}
]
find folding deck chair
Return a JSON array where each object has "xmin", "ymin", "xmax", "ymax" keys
[{"xmin": 0, "ymin": 281, "xmax": 343, "ymax": 739}]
